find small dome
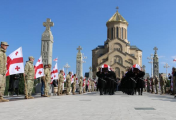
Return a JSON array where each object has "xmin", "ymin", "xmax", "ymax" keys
[{"xmin": 107, "ymin": 9, "xmax": 128, "ymax": 25}]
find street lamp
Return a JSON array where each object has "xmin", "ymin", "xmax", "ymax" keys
[
  {"xmin": 64, "ymin": 63, "xmax": 70, "ymax": 75},
  {"xmin": 82, "ymin": 53, "xmax": 87, "ymax": 77},
  {"xmin": 164, "ymin": 63, "xmax": 170, "ymax": 79},
  {"xmin": 147, "ymin": 54, "xmax": 153, "ymax": 77}
]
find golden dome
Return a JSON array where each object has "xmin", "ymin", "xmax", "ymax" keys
[{"xmin": 107, "ymin": 8, "xmax": 128, "ymax": 25}]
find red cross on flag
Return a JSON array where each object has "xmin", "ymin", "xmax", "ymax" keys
[
  {"xmin": 6, "ymin": 47, "xmax": 24, "ymax": 76},
  {"xmin": 51, "ymin": 63, "xmax": 58, "ymax": 83},
  {"xmin": 34, "ymin": 56, "xmax": 44, "ymax": 79}
]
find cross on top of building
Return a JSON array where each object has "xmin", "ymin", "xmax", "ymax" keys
[
  {"xmin": 153, "ymin": 47, "xmax": 158, "ymax": 54},
  {"xmin": 89, "ymin": 67, "xmax": 92, "ymax": 70},
  {"xmin": 116, "ymin": 6, "xmax": 119, "ymax": 11},
  {"xmin": 43, "ymin": 18, "xmax": 54, "ymax": 31},
  {"xmin": 77, "ymin": 46, "xmax": 82, "ymax": 53}
]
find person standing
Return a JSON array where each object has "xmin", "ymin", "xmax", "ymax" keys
[
  {"xmin": 41, "ymin": 65, "xmax": 47, "ymax": 97},
  {"xmin": 146, "ymin": 77, "xmax": 150, "ymax": 92},
  {"xmin": 24, "ymin": 56, "xmax": 35, "ymax": 99},
  {"xmin": 72, "ymin": 74, "xmax": 77, "ymax": 95},
  {"xmin": 154, "ymin": 76, "xmax": 158, "ymax": 94},
  {"xmin": 44, "ymin": 64, "xmax": 51, "ymax": 97},
  {"xmin": 150, "ymin": 77, "xmax": 154, "ymax": 93},
  {"xmin": 0, "ymin": 42, "xmax": 9, "ymax": 102},
  {"xmin": 57, "ymin": 70, "xmax": 64, "ymax": 95},
  {"xmin": 66, "ymin": 72, "xmax": 72, "ymax": 95},
  {"xmin": 173, "ymin": 68, "xmax": 176, "ymax": 95},
  {"xmin": 79, "ymin": 76, "xmax": 83, "ymax": 94},
  {"xmin": 160, "ymin": 74, "xmax": 165, "ymax": 95}
]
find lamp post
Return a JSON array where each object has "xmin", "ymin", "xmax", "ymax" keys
[
  {"xmin": 82, "ymin": 53, "xmax": 87, "ymax": 77},
  {"xmin": 64, "ymin": 63, "xmax": 70, "ymax": 75},
  {"xmin": 147, "ymin": 54, "xmax": 153, "ymax": 77},
  {"xmin": 164, "ymin": 63, "xmax": 170, "ymax": 79}
]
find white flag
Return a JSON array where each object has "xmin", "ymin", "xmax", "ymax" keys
[
  {"xmin": 51, "ymin": 63, "xmax": 58, "ymax": 83},
  {"xmin": 6, "ymin": 47, "xmax": 24, "ymax": 76},
  {"xmin": 34, "ymin": 56, "xmax": 44, "ymax": 79}
]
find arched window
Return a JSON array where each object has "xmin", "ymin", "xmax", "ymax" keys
[
  {"xmin": 114, "ymin": 55, "xmax": 123, "ymax": 65},
  {"xmin": 114, "ymin": 43, "xmax": 122, "ymax": 52},
  {"xmin": 115, "ymin": 67, "xmax": 120, "ymax": 77},
  {"xmin": 121, "ymin": 27, "xmax": 123, "ymax": 39},
  {"xmin": 116, "ymin": 27, "xmax": 118, "ymax": 38},
  {"xmin": 111, "ymin": 27, "xmax": 113, "ymax": 39}
]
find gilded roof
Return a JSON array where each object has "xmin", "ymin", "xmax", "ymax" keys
[{"xmin": 107, "ymin": 10, "xmax": 128, "ymax": 25}]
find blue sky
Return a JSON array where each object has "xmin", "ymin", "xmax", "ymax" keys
[{"xmin": 1, "ymin": 0, "xmax": 176, "ymax": 76}]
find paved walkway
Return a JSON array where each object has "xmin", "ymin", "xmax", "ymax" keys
[{"xmin": 1, "ymin": 92, "xmax": 176, "ymax": 120}]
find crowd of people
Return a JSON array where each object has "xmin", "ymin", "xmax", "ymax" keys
[{"xmin": 1, "ymin": 41, "xmax": 176, "ymax": 103}]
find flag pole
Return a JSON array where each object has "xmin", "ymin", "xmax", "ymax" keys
[{"xmin": 23, "ymin": 75, "xmax": 28, "ymax": 99}]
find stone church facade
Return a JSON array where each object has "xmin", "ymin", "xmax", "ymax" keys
[{"xmin": 92, "ymin": 9, "xmax": 142, "ymax": 78}]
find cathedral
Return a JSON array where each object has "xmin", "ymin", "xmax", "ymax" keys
[{"xmin": 92, "ymin": 8, "xmax": 142, "ymax": 79}]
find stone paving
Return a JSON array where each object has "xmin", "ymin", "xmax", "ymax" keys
[{"xmin": 1, "ymin": 92, "xmax": 176, "ymax": 120}]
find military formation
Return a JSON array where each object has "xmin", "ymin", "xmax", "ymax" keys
[{"xmin": 120, "ymin": 65, "xmax": 145, "ymax": 95}]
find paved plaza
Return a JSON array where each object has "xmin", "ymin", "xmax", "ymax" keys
[{"xmin": 1, "ymin": 92, "xmax": 176, "ymax": 120}]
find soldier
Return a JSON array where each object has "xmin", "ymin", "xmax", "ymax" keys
[
  {"xmin": 79, "ymin": 76, "xmax": 83, "ymax": 94},
  {"xmin": 83, "ymin": 77, "xmax": 86, "ymax": 93},
  {"xmin": 160, "ymin": 74, "xmax": 166, "ymax": 95},
  {"xmin": 72, "ymin": 74, "xmax": 77, "ymax": 95},
  {"xmin": 57, "ymin": 70, "xmax": 64, "ymax": 95},
  {"xmin": 41, "ymin": 65, "xmax": 47, "ymax": 97},
  {"xmin": 44, "ymin": 64, "xmax": 51, "ymax": 97},
  {"xmin": 66, "ymin": 72, "xmax": 72, "ymax": 95},
  {"xmin": 24, "ymin": 56, "xmax": 35, "ymax": 99},
  {"xmin": 150, "ymin": 77, "xmax": 154, "ymax": 93},
  {"xmin": 146, "ymin": 77, "xmax": 150, "ymax": 92},
  {"xmin": 91, "ymin": 79, "xmax": 95, "ymax": 92},
  {"xmin": 0, "ymin": 42, "xmax": 9, "ymax": 102},
  {"xmin": 154, "ymin": 76, "xmax": 158, "ymax": 94}
]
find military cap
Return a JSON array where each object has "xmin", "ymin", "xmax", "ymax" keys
[
  {"xmin": 29, "ymin": 56, "xmax": 34, "ymax": 59},
  {"xmin": 1, "ymin": 41, "xmax": 9, "ymax": 46}
]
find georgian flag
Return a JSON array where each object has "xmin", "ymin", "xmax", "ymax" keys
[
  {"xmin": 34, "ymin": 56, "xmax": 44, "ymax": 79},
  {"xmin": 87, "ymin": 78, "xmax": 90, "ymax": 86},
  {"xmin": 173, "ymin": 59, "xmax": 176, "ymax": 62},
  {"xmin": 51, "ymin": 63, "xmax": 58, "ymax": 83},
  {"xmin": 63, "ymin": 68, "xmax": 66, "ymax": 82},
  {"xmin": 53, "ymin": 57, "xmax": 58, "ymax": 62},
  {"xmin": 83, "ymin": 77, "xmax": 86, "ymax": 87},
  {"xmin": 6, "ymin": 47, "xmax": 24, "ymax": 76}
]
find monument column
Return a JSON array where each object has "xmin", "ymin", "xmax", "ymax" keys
[
  {"xmin": 76, "ymin": 46, "xmax": 83, "ymax": 80},
  {"xmin": 41, "ymin": 18, "xmax": 54, "ymax": 66},
  {"xmin": 153, "ymin": 47, "xmax": 159, "ymax": 78}
]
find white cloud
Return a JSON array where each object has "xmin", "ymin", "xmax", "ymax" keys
[{"xmin": 172, "ymin": 56, "xmax": 176, "ymax": 59}]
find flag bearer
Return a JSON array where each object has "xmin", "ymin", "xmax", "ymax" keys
[{"xmin": 0, "ymin": 42, "xmax": 9, "ymax": 102}]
